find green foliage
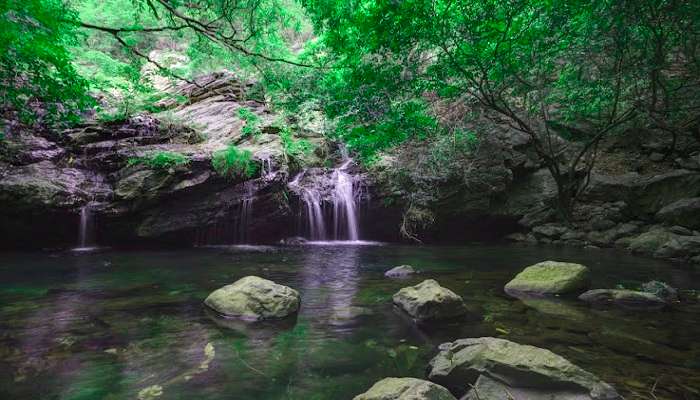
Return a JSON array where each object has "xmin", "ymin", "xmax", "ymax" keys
[
  {"xmin": 299, "ymin": 0, "xmax": 700, "ymax": 218},
  {"xmin": 211, "ymin": 145, "xmax": 258, "ymax": 179},
  {"xmin": 237, "ymin": 107, "xmax": 262, "ymax": 138},
  {"xmin": 127, "ymin": 151, "xmax": 190, "ymax": 170},
  {"xmin": 280, "ymin": 126, "xmax": 314, "ymax": 162},
  {"xmin": 1, "ymin": 0, "xmax": 92, "ymax": 126}
]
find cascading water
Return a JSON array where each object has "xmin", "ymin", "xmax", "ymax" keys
[
  {"xmin": 259, "ymin": 153, "xmax": 275, "ymax": 181},
  {"xmin": 196, "ymin": 166, "xmax": 264, "ymax": 246},
  {"xmin": 75, "ymin": 203, "xmax": 97, "ymax": 250},
  {"xmin": 236, "ymin": 182, "xmax": 255, "ymax": 243},
  {"xmin": 289, "ymin": 148, "xmax": 364, "ymax": 242},
  {"xmin": 332, "ymin": 159, "xmax": 359, "ymax": 241}
]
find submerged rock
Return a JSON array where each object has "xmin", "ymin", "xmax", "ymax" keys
[
  {"xmin": 464, "ymin": 374, "xmax": 606, "ymax": 400},
  {"xmin": 640, "ymin": 281, "xmax": 678, "ymax": 303},
  {"xmin": 427, "ymin": 337, "xmax": 619, "ymax": 399},
  {"xmin": 385, "ymin": 265, "xmax": 416, "ymax": 278},
  {"xmin": 392, "ymin": 279, "xmax": 468, "ymax": 322},
  {"xmin": 204, "ymin": 276, "xmax": 300, "ymax": 320},
  {"xmin": 279, "ymin": 236, "xmax": 308, "ymax": 245},
  {"xmin": 578, "ymin": 289, "xmax": 666, "ymax": 310},
  {"xmin": 504, "ymin": 261, "xmax": 590, "ymax": 295},
  {"xmin": 353, "ymin": 377, "xmax": 456, "ymax": 400}
]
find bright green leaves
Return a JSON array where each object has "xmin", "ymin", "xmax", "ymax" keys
[
  {"xmin": 238, "ymin": 107, "xmax": 262, "ymax": 139},
  {"xmin": 211, "ymin": 145, "xmax": 259, "ymax": 179},
  {"xmin": 1, "ymin": 0, "xmax": 92, "ymax": 127},
  {"xmin": 127, "ymin": 151, "xmax": 191, "ymax": 170}
]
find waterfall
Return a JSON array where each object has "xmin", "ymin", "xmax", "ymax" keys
[
  {"xmin": 304, "ymin": 188, "xmax": 328, "ymax": 240},
  {"xmin": 289, "ymin": 148, "xmax": 363, "ymax": 242},
  {"xmin": 236, "ymin": 183, "xmax": 255, "ymax": 243},
  {"xmin": 259, "ymin": 153, "xmax": 275, "ymax": 180},
  {"xmin": 75, "ymin": 204, "xmax": 96, "ymax": 250},
  {"xmin": 332, "ymin": 160, "xmax": 359, "ymax": 241}
]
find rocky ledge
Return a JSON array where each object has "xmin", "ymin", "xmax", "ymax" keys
[
  {"xmin": 0, "ymin": 72, "xmax": 382, "ymax": 248},
  {"xmin": 371, "ymin": 119, "xmax": 700, "ymax": 267}
]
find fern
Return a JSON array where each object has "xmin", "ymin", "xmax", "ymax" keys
[{"xmin": 211, "ymin": 145, "xmax": 258, "ymax": 179}]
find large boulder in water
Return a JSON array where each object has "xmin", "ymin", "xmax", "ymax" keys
[
  {"xmin": 578, "ymin": 289, "xmax": 666, "ymax": 310},
  {"xmin": 392, "ymin": 279, "xmax": 468, "ymax": 322},
  {"xmin": 427, "ymin": 337, "xmax": 620, "ymax": 399},
  {"xmin": 504, "ymin": 261, "xmax": 590, "ymax": 295},
  {"xmin": 353, "ymin": 377, "xmax": 456, "ymax": 400},
  {"xmin": 204, "ymin": 276, "xmax": 300, "ymax": 320}
]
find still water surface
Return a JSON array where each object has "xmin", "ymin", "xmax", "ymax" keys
[{"xmin": 0, "ymin": 244, "xmax": 699, "ymax": 399}]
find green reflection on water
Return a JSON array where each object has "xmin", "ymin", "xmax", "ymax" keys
[{"xmin": 0, "ymin": 245, "xmax": 698, "ymax": 399}]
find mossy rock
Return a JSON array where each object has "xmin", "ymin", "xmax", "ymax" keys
[
  {"xmin": 353, "ymin": 377, "xmax": 456, "ymax": 400},
  {"xmin": 392, "ymin": 279, "xmax": 468, "ymax": 322},
  {"xmin": 204, "ymin": 276, "xmax": 300, "ymax": 320},
  {"xmin": 428, "ymin": 337, "xmax": 619, "ymax": 399},
  {"xmin": 504, "ymin": 261, "xmax": 590, "ymax": 295}
]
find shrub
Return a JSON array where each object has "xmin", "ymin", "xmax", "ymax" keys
[
  {"xmin": 237, "ymin": 107, "xmax": 261, "ymax": 139},
  {"xmin": 127, "ymin": 151, "xmax": 190, "ymax": 170},
  {"xmin": 211, "ymin": 145, "xmax": 258, "ymax": 179},
  {"xmin": 280, "ymin": 126, "xmax": 314, "ymax": 162}
]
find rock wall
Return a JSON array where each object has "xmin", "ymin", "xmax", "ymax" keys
[
  {"xmin": 0, "ymin": 73, "xmax": 310, "ymax": 248},
  {"xmin": 2, "ymin": 70, "xmax": 699, "ymax": 267},
  {"xmin": 371, "ymin": 123, "xmax": 700, "ymax": 266}
]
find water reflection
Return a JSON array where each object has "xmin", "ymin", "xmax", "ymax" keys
[
  {"xmin": 0, "ymin": 246, "xmax": 698, "ymax": 399},
  {"xmin": 300, "ymin": 245, "xmax": 362, "ymax": 331}
]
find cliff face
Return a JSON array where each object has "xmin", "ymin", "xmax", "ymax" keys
[
  {"xmin": 2, "ymin": 71, "xmax": 700, "ymax": 266},
  {"xmin": 0, "ymin": 73, "xmax": 319, "ymax": 248},
  {"xmin": 370, "ymin": 122, "xmax": 700, "ymax": 264}
]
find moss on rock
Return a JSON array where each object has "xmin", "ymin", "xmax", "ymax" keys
[{"xmin": 504, "ymin": 261, "xmax": 590, "ymax": 295}]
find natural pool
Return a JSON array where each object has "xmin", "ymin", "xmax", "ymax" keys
[{"xmin": 0, "ymin": 244, "xmax": 699, "ymax": 399}]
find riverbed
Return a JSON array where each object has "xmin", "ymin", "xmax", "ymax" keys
[{"xmin": 0, "ymin": 244, "xmax": 698, "ymax": 399}]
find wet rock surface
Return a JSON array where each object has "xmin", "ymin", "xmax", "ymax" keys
[
  {"xmin": 428, "ymin": 337, "xmax": 620, "ymax": 399},
  {"xmin": 353, "ymin": 378, "xmax": 456, "ymax": 400},
  {"xmin": 385, "ymin": 265, "xmax": 416, "ymax": 278},
  {"xmin": 392, "ymin": 279, "xmax": 468, "ymax": 322},
  {"xmin": 204, "ymin": 276, "xmax": 300, "ymax": 320},
  {"xmin": 578, "ymin": 289, "xmax": 667, "ymax": 310},
  {"xmin": 0, "ymin": 72, "xmax": 334, "ymax": 248},
  {"xmin": 505, "ymin": 261, "xmax": 591, "ymax": 296}
]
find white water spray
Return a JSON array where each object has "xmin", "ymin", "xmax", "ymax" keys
[
  {"xmin": 289, "ymin": 147, "xmax": 362, "ymax": 242},
  {"xmin": 75, "ymin": 204, "xmax": 97, "ymax": 250},
  {"xmin": 332, "ymin": 159, "xmax": 359, "ymax": 241},
  {"xmin": 236, "ymin": 182, "xmax": 255, "ymax": 243}
]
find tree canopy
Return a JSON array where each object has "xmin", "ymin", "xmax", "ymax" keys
[{"xmin": 2, "ymin": 0, "xmax": 700, "ymax": 216}]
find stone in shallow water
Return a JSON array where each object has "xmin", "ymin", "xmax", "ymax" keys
[
  {"xmin": 353, "ymin": 377, "xmax": 456, "ymax": 400},
  {"xmin": 640, "ymin": 280, "xmax": 678, "ymax": 303},
  {"xmin": 427, "ymin": 337, "xmax": 620, "ymax": 399},
  {"xmin": 578, "ymin": 289, "xmax": 666, "ymax": 310},
  {"xmin": 385, "ymin": 265, "xmax": 416, "ymax": 278},
  {"xmin": 392, "ymin": 279, "xmax": 468, "ymax": 322},
  {"xmin": 204, "ymin": 276, "xmax": 300, "ymax": 320},
  {"xmin": 504, "ymin": 261, "xmax": 590, "ymax": 295},
  {"xmin": 465, "ymin": 375, "xmax": 595, "ymax": 400}
]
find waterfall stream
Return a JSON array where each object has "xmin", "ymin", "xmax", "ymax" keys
[
  {"xmin": 74, "ymin": 204, "xmax": 97, "ymax": 251},
  {"xmin": 289, "ymin": 150, "xmax": 363, "ymax": 242},
  {"xmin": 332, "ymin": 159, "xmax": 359, "ymax": 241}
]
